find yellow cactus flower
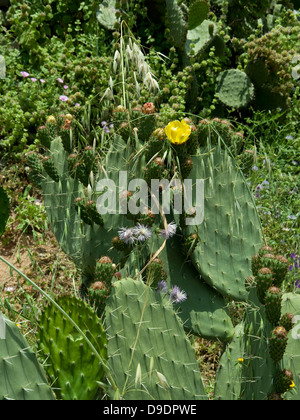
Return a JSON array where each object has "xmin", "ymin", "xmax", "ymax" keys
[{"xmin": 164, "ymin": 119, "xmax": 191, "ymax": 145}]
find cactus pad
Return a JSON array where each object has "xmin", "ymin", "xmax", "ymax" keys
[
  {"xmin": 36, "ymin": 295, "xmax": 107, "ymax": 400},
  {"xmin": 105, "ymin": 278, "xmax": 207, "ymax": 400},
  {"xmin": 188, "ymin": 0, "xmax": 209, "ymax": 30},
  {"xmin": 216, "ymin": 69, "xmax": 255, "ymax": 109},
  {"xmin": 165, "ymin": 0, "xmax": 187, "ymax": 48},
  {"xmin": 149, "ymin": 233, "xmax": 234, "ymax": 342},
  {"xmin": 182, "ymin": 144, "xmax": 263, "ymax": 301},
  {"xmin": 0, "ymin": 313, "xmax": 54, "ymax": 400},
  {"xmin": 185, "ymin": 20, "xmax": 217, "ymax": 57}
]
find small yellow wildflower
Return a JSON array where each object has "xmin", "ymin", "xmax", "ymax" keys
[
  {"xmin": 290, "ymin": 381, "xmax": 296, "ymax": 388},
  {"xmin": 164, "ymin": 120, "xmax": 191, "ymax": 145},
  {"xmin": 238, "ymin": 358, "xmax": 244, "ymax": 363}
]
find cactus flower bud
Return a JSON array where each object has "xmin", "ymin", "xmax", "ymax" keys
[
  {"xmin": 142, "ymin": 102, "xmax": 156, "ymax": 114},
  {"xmin": 47, "ymin": 115, "xmax": 56, "ymax": 124}
]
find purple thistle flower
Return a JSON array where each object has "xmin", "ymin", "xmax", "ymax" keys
[
  {"xmin": 169, "ymin": 285, "xmax": 187, "ymax": 303},
  {"xmin": 118, "ymin": 227, "xmax": 136, "ymax": 245},
  {"xmin": 161, "ymin": 222, "xmax": 177, "ymax": 239},
  {"xmin": 132, "ymin": 224, "xmax": 152, "ymax": 242}
]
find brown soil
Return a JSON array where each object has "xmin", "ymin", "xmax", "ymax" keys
[
  {"xmin": 0, "ymin": 230, "xmax": 79, "ymax": 311},
  {"xmin": 0, "ymin": 162, "xmax": 80, "ymax": 309}
]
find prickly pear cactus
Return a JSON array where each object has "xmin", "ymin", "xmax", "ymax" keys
[
  {"xmin": 0, "ymin": 313, "xmax": 54, "ymax": 400},
  {"xmin": 148, "ymin": 233, "xmax": 234, "ymax": 342},
  {"xmin": 185, "ymin": 19, "xmax": 217, "ymax": 57},
  {"xmin": 41, "ymin": 136, "xmax": 135, "ymax": 270},
  {"xmin": 0, "ymin": 185, "xmax": 9, "ymax": 238},
  {"xmin": 165, "ymin": 0, "xmax": 187, "ymax": 48},
  {"xmin": 187, "ymin": 0, "xmax": 209, "ymax": 30},
  {"xmin": 282, "ymin": 293, "xmax": 300, "ymax": 400},
  {"xmin": 213, "ymin": 249, "xmax": 300, "ymax": 400},
  {"xmin": 182, "ymin": 142, "xmax": 264, "ymax": 301},
  {"xmin": 216, "ymin": 69, "xmax": 255, "ymax": 109},
  {"xmin": 214, "ymin": 324, "xmax": 245, "ymax": 400},
  {"xmin": 36, "ymin": 295, "xmax": 107, "ymax": 401},
  {"xmin": 105, "ymin": 278, "xmax": 208, "ymax": 400}
]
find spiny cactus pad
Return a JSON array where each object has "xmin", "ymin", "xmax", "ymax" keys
[
  {"xmin": 0, "ymin": 313, "xmax": 54, "ymax": 400},
  {"xmin": 212, "ymin": 288, "xmax": 300, "ymax": 400},
  {"xmin": 105, "ymin": 278, "xmax": 207, "ymax": 400},
  {"xmin": 216, "ymin": 69, "xmax": 255, "ymax": 109},
  {"xmin": 149, "ymin": 233, "xmax": 234, "ymax": 341},
  {"xmin": 166, "ymin": 0, "xmax": 187, "ymax": 48},
  {"xmin": 282, "ymin": 293, "xmax": 300, "ymax": 400},
  {"xmin": 214, "ymin": 323, "xmax": 245, "ymax": 400},
  {"xmin": 182, "ymin": 143, "xmax": 263, "ymax": 301},
  {"xmin": 187, "ymin": 0, "xmax": 209, "ymax": 30},
  {"xmin": 42, "ymin": 137, "xmax": 134, "ymax": 269},
  {"xmin": 37, "ymin": 295, "xmax": 107, "ymax": 400},
  {"xmin": 226, "ymin": 287, "xmax": 278, "ymax": 400},
  {"xmin": 185, "ymin": 20, "xmax": 217, "ymax": 57}
]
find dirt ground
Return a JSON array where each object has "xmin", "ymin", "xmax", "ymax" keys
[{"xmin": 0, "ymin": 230, "xmax": 79, "ymax": 307}]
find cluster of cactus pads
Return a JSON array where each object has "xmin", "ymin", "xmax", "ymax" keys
[
  {"xmin": 215, "ymin": 245, "xmax": 300, "ymax": 400},
  {"xmin": 1, "ymin": 102, "xmax": 299, "ymax": 400}
]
